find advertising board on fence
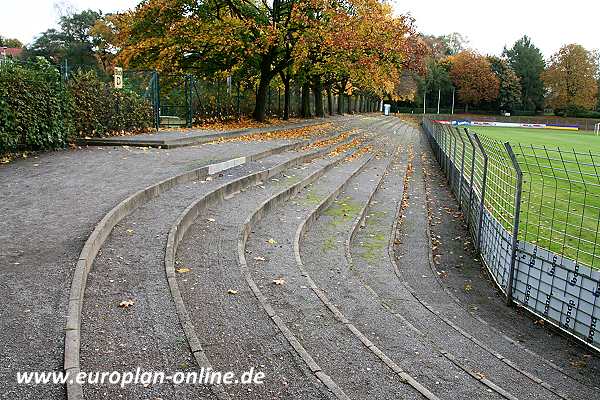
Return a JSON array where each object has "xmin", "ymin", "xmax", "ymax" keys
[{"xmin": 433, "ymin": 119, "xmax": 580, "ymax": 131}]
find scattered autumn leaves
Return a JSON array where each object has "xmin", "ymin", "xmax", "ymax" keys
[
  {"xmin": 208, "ymin": 123, "xmax": 333, "ymax": 144},
  {"xmin": 300, "ymin": 129, "xmax": 355, "ymax": 151}
]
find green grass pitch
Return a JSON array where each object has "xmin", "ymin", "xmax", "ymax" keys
[{"xmin": 463, "ymin": 126, "xmax": 600, "ymax": 269}]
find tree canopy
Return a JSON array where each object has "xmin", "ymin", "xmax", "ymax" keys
[
  {"xmin": 0, "ymin": 37, "xmax": 23, "ymax": 48},
  {"xmin": 449, "ymin": 51, "xmax": 499, "ymax": 111},
  {"xmin": 488, "ymin": 56, "xmax": 522, "ymax": 112},
  {"xmin": 542, "ymin": 44, "xmax": 598, "ymax": 112},
  {"xmin": 106, "ymin": 0, "xmax": 425, "ymax": 121},
  {"xmin": 24, "ymin": 9, "xmax": 104, "ymax": 69},
  {"xmin": 503, "ymin": 36, "xmax": 545, "ymax": 112}
]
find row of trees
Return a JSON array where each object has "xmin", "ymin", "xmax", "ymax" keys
[
  {"xmin": 98, "ymin": 0, "xmax": 427, "ymax": 121},
  {"xmin": 418, "ymin": 36, "xmax": 599, "ymax": 116},
  {"xmin": 14, "ymin": 6, "xmax": 599, "ymax": 120},
  {"xmin": 17, "ymin": 2, "xmax": 427, "ymax": 122}
]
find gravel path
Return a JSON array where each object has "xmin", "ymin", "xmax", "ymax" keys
[{"xmin": 0, "ymin": 118, "xmax": 355, "ymax": 399}]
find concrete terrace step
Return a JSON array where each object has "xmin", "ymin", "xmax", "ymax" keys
[
  {"xmin": 69, "ymin": 117, "xmax": 392, "ymax": 399},
  {"xmin": 239, "ymin": 121, "xmax": 435, "ymax": 399},
  {"xmin": 75, "ymin": 116, "xmax": 350, "ymax": 149}
]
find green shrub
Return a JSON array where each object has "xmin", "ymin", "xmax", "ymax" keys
[
  {"xmin": 554, "ymin": 105, "xmax": 600, "ymax": 118},
  {"xmin": 0, "ymin": 58, "xmax": 72, "ymax": 153},
  {"xmin": 68, "ymin": 70, "xmax": 153, "ymax": 137}
]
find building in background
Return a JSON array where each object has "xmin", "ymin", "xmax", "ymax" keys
[{"xmin": 0, "ymin": 47, "xmax": 23, "ymax": 60}]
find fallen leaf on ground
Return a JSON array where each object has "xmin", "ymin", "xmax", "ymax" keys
[
  {"xmin": 176, "ymin": 268, "xmax": 191, "ymax": 273},
  {"xmin": 118, "ymin": 299, "xmax": 135, "ymax": 308},
  {"xmin": 207, "ymin": 218, "xmax": 216, "ymax": 222},
  {"xmin": 267, "ymin": 238, "xmax": 277, "ymax": 245},
  {"xmin": 254, "ymin": 256, "xmax": 266, "ymax": 261},
  {"xmin": 464, "ymin": 284, "xmax": 472, "ymax": 292},
  {"xmin": 273, "ymin": 278, "xmax": 286, "ymax": 285},
  {"xmin": 126, "ymin": 229, "xmax": 134, "ymax": 235},
  {"xmin": 473, "ymin": 371, "xmax": 486, "ymax": 380},
  {"xmin": 227, "ymin": 289, "xmax": 238, "ymax": 295}
]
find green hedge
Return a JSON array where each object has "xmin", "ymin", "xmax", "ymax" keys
[
  {"xmin": 68, "ymin": 70, "xmax": 153, "ymax": 137},
  {"xmin": 0, "ymin": 58, "xmax": 72, "ymax": 153},
  {"xmin": 554, "ymin": 105, "xmax": 600, "ymax": 119},
  {"xmin": 0, "ymin": 59, "xmax": 153, "ymax": 154}
]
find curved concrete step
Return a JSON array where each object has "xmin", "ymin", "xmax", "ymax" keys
[
  {"xmin": 418, "ymin": 143, "xmax": 600, "ymax": 391},
  {"xmin": 388, "ymin": 126, "xmax": 597, "ymax": 400},
  {"xmin": 67, "ymin": 119, "xmax": 363, "ymax": 399},
  {"xmin": 372, "ymin": 125, "xmax": 580, "ymax": 400},
  {"xmin": 243, "ymin": 122, "xmax": 435, "ymax": 399},
  {"xmin": 170, "ymin": 141, "xmax": 377, "ymax": 399}
]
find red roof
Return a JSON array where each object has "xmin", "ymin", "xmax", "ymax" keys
[{"xmin": 0, "ymin": 47, "xmax": 23, "ymax": 58}]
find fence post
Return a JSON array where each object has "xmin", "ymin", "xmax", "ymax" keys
[
  {"xmin": 456, "ymin": 127, "xmax": 466, "ymax": 209},
  {"xmin": 185, "ymin": 75, "xmax": 192, "ymax": 128},
  {"xmin": 444, "ymin": 126, "xmax": 451, "ymax": 178},
  {"xmin": 464, "ymin": 129, "xmax": 476, "ymax": 227},
  {"xmin": 153, "ymin": 70, "xmax": 160, "ymax": 130},
  {"xmin": 236, "ymin": 82, "xmax": 241, "ymax": 120},
  {"xmin": 471, "ymin": 133, "xmax": 488, "ymax": 251},
  {"xmin": 449, "ymin": 126, "xmax": 457, "ymax": 189},
  {"xmin": 503, "ymin": 142, "xmax": 523, "ymax": 306},
  {"xmin": 445, "ymin": 126, "xmax": 454, "ymax": 185}
]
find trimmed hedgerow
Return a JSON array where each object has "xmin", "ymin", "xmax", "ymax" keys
[
  {"xmin": 0, "ymin": 59, "xmax": 153, "ymax": 154},
  {"xmin": 0, "ymin": 58, "xmax": 72, "ymax": 153},
  {"xmin": 67, "ymin": 70, "xmax": 153, "ymax": 137}
]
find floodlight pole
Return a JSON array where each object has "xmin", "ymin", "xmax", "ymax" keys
[
  {"xmin": 451, "ymin": 87, "xmax": 455, "ymax": 115},
  {"xmin": 437, "ymin": 88, "xmax": 441, "ymax": 114},
  {"xmin": 423, "ymin": 87, "xmax": 426, "ymax": 115}
]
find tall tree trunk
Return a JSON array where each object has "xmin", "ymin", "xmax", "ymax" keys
[
  {"xmin": 327, "ymin": 85, "xmax": 333, "ymax": 116},
  {"xmin": 337, "ymin": 89, "xmax": 343, "ymax": 114},
  {"xmin": 338, "ymin": 79, "xmax": 347, "ymax": 114},
  {"xmin": 313, "ymin": 77, "xmax": 324, "ymax": 118},
  {"xmin": 301, "ymin": 82, "xmax": 311, "ymax": 118},
  {"xmin": 279, "ymin": 70, "xmax": 291, "ymax": 120},
  {"xmin": 253, "ymin": 59, "xmax": 273, "ymax": 122}
]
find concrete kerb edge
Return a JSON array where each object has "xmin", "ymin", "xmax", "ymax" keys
[
  {"xmin": 75, "ymin": 117, "xmax": 342, "ymax": 148},
  {"xmin": 164, "ymin": 133, "xmax": 365, "ymax": 400},
  {"xmin": 416, "ymin": 139, "xmax": 587, "ymax": 376},
  {"xmin": 387, "ymin": 126, "xmax": 571, "ymax": 400},
  {"xmin": 63, "ymin": 124, "xmax": 349, "ymax": 399}
]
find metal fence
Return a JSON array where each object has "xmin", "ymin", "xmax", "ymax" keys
[
  {"xmin": 2, "ymin": 58, "xmax": 380, "ymax": 130},
  {"xmin": 422, "ymin": 117, "xmax": 600, "ymax": 351},
  {"xmin": 429, "ymin": 113, "xmax": 600, "ymax": 132},
  {"xmin": 106, "ymin": 70, "xmax": 380, "ymax": 128}
]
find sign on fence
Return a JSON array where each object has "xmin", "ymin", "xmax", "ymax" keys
[{"xmin": 114, "ymin": 67, "xmax": 123, "ymax": 89}]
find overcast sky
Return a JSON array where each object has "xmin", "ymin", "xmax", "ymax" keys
[
  {"xmin": 393, "ymin": 0, "xmax": 599, "ymax": 58},
  {"xmin": 1, "ymin": 0, "xmax": 598, "ymax": 59}
]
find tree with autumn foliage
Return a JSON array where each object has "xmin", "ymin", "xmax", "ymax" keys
[
  {"xmin": 542, "ymin": 44, "xmax": 599, "ymax": 113},
  {"xmin": 106, "ymin": 0, "xmax": 425, "ymax": 121},
  {"xmin": 449, "ymin": 51, "xmax": 499, "ymax": 112},
  {"xmin": 488, "ymin": 56, "xmax": 522, "ymax": 112}
]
